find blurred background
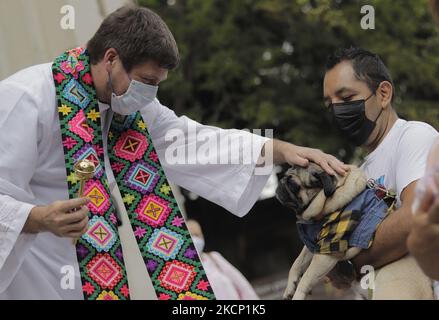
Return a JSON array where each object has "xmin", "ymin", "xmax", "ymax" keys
[{"xmin": 1, "ymin": 0, "xmax": 438, "ymax": 299}]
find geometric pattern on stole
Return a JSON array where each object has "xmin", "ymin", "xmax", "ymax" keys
[{"xmin": 52, "ymin": 47, "xmax": 215, "ymax": 300}]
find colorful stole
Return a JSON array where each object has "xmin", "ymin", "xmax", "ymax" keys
[{"xmin": 52, "ymin": 47, "xmax": 214, "ymax": 300}]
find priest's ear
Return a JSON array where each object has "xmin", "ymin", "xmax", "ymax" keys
[{"xmin": 103, "ymin": 48, "xmax": 119, "ymax": 71}]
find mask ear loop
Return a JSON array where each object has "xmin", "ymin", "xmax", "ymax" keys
[
  {"xmin": 106, "ymin": 59, "xmax": 116, "ymax": 93},
  {"xmin": 370, "ymin": 54, "xmax": 385, "ymax": 122},
  {"xmin": 365, "ymin": 93, "xmax": 375, "ymax": 102},
  {"xmin": 107, "ymin": 71, "xmax": 115, "ymax": 94},
  {"xmin": 373, "ymin": 104, "xmax": 384, "ymax": 123},
  {"xmin": 107, "ymin": 67, "xmax": 132, "ymax": 98},
  {"xmin": 369, "ymin": 82, "xmax": 384, "ymax": 123}
]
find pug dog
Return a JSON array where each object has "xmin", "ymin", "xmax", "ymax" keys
[{"xmin": 276, "ymin": 163, "xmax": 434, "ymax": 300}]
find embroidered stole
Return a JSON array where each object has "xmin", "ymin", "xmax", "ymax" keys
[{"xmin": 52, "ymin": 47, "xmax": 214, "ymax": 300}]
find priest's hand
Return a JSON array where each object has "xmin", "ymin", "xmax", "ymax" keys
[
  {"xmin": 271, "ymin": 139, "xmax": 349, "ymax": 176},
  {"xmin": 23, "ymin": 198, "xmax": 90, "ymax": 239}
]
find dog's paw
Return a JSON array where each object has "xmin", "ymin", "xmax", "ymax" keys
[
  {"xmin": 292, "ymin": 291, "xmax": 307, "ymax": 300},
  {"xmin": 283, "ymin": 281, "xmax": 297, "ymax": 300},
  {"xmin": 283, "ymin": 292, "xmax": 295, "ymax": 300}
]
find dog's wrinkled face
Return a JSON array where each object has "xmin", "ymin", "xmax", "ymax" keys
[{"xmin": 276, "ymin": 163, "xmax": 337, "ymax": 217}]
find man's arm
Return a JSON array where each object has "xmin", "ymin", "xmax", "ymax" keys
[
  {"xmin": 141, "ymin": 101, "xmax": 348, "ymax": 217},
  {"xmin": 0, "ymin": 81, "xmax": 90, "ymax": 271},
  {"xmin": 0, "ymin": 83, "xmax": 41, "ymax": 271},
  {"xmin": 352, "ymin": 181, "xmax": 416, "ymax": 271},
  {"xmin": 144, "ymin": 101, "xmax": 349, "ymax": 177}
]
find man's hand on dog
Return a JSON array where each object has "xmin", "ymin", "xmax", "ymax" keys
[{"xmin": 271, "ymin": 139, "xmax": 349, "ymax": 176}]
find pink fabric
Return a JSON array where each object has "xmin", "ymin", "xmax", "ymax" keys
[{"xmin": 201, "ymin": 252, "xmax": 259, "ymax": 300}]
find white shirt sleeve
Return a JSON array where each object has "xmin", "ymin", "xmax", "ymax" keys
[
  {"xmin": 395, "ymin": 123, "xmax": 439, "ymax": 198},
  {"xmin": 0, "ymin": 82, "xmax": 40, "ymax": 286},
  {"xmin": 140, "ymin": 100, "xmax": 271, "ymax": 217}
]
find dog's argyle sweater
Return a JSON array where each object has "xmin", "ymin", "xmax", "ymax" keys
[{"xmin": 297, "ymin": 187, "xmax": 395, "ymax": 254}]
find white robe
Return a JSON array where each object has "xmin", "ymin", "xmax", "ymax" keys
[{"xmin": 0, "ymin": 63, "xmax": 271, "ymax": 300}]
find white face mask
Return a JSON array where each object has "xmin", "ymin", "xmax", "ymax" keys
[
  {"xmin": 192, "ymin": 236, "xmax": 205, "ymax": 254},
  {"xmin": 109, "ymin": 71, "xmax": 158, "ymax": 116}
]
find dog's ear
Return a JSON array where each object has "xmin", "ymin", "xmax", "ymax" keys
[{"xmin": 314, "ymin": 172, "xmax": 336, "ymax": 197}]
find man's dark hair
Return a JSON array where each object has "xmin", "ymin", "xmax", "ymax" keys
[
  {"xmin": 326, "ymin": 47, "xmax": 395, "ymax": 101},
  {"xmin": 87, "ymin": 5, "xmax": 180, "ymax": 71}
]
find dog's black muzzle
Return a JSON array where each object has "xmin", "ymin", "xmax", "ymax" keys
[{"xmin": 276, "ymin": 177, "xmax": 302, "ymax": 215}]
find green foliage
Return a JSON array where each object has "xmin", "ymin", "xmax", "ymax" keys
[{"xmin": 139, "ymin": 0, "xmax": 439, "ymax": 161}]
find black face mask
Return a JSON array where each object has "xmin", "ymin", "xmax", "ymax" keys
[{"xmin": 329, "ymin": 94, "xmax": 383, "ymax": 146}]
